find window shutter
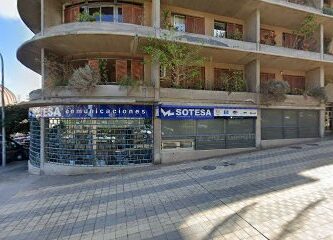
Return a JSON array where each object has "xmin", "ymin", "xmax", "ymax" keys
[
  {"xmin": 132, "ymin": 6, "xmax": 144, "ymax": 25},
  {"xmin": 185, "ymin": 16, "xmax": 195, "ymax": 33},
  {"xmin": 116, "ymin": 60, "xmax": 128, "ymax": 82},
  {"xmin": 194, "ymin": 17, "xmax": 205, "ymax": 35},
  {"xmin": 122, "ymin": 4, "xmax": 133, "ymax": 24},
  {"xmin": 64, "ymin": 6, "xmax": 80, "ymax": 23},
  {"xmin": 122, "ymin": 4, "xmax": 143, "ymax": 25},
  {"xmin": 260, "ymin": 73, "xmax": 276, "ymax": 82},
  {"xmin": 131, "ymin": 60, "xmax": 144, "ymax": 81},
  {"xmin": 227, "ymin": 23, "xmax": 243, "ymax": 38},
  {"xmin": 283, "ymin": 75, "xmax": 305, "ymax": 90}
]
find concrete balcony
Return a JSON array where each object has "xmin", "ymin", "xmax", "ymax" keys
[
  {"xmin": 260, "ymin": 44, "xmax": 321, "ymax": 62},
  {"xmin": 28, "ymin": 85, "xmax": 155, "ymax": 105},
  {"xmin": 262, "ymin": 94, "xmax": 323, "ymax": 108},
  {"xmin": 160, "ymin": 88, "xmax": 258, "ymax": 105}
]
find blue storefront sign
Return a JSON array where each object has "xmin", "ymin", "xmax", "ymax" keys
[
  {"xmin": 157, "ymin": 105, "xmax": 258, "ymax": 120},
  {"xmin": 29, "ymin": 105, "xmax": 153, "ymax": 119},
  {"xmin": 157, "ymin": 105, "xmax": 215, "ymax": 120}
]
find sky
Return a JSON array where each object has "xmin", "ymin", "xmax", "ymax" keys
[{"xmin": 0, "ymin": 0, "xmax": 41, "ymax": 102}]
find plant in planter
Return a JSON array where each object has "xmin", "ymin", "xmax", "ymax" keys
[
  {"xmin": 219, "ymin": 71, "xmax": 247, "ymax": 94},
  {"xmin": 261, "ymin": 80, "xmax": 290, "ymax": 104},
  {"xmin": 228, "ymin": 29, "xmax": 243, "ymax": 41},
  {"xmin": 118, "ymin": 75, "xmax": 142, "ymax": 90},
  {"xmin": 142, "ymin": 32, "xmax": 205, "ymax": 89},
  {"xmin": 44, "ymin": 58, "xmax": 73, "ymax": 88},
  {"xmin": 292, "ymin": 14, "xmax": 319, "ymax": 51},
  {"xmin": 323, "ymin": 6, "xmax": 333, "ymax": 16},
  {"xmin": 77, "ymin": 12, "xmax": 100, "ymax": 22},
  {"xmin": 289, "ymin": 87, "xmax": 305, "ymax": 95},
  {"xmin": 68, "ymin": 64, "xmax": 101, "ymax": 92},
  {"xmin": 304, "ymin": 87, "xmax": 328, "ymax": 103}
]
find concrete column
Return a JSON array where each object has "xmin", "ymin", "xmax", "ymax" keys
[
  {"xmin": 244, "ymin": 9, "xmax": 260, "ymax": 49},
  {"xmin": 153, "ymin": 117, "xmax": 162, "ymax": 164},
  {"xmin": 44, "ymin": 0, "xmax": 63, "ymax": 29},
  {"xmin": 40, "ymin": 118, "xmax": 45, "ymax": 172},
  {"xmin": 245, "ymin": 59, "xmax": 260, "ymax": 93},
  {"xmin": 152, "ymin": 0, "xmax": 161, "ymax": 29},
  {"xmin": 41, "ymin": 0, "xmax": 45, "ymax": 35},
  {"xmin": 205, "ymin": 58, "xmax": 214, "ymax": 90},
  {"xmin": 305, "ymin": 66, "xmax": 324, "ymax": 89},
  {"xmin": 256, "ymin": 109, "xmax": 262, "ymax": 148},
  {"xmin": 320, "ymin": 110, "xmax": 325, "ymax": 137},
  {"xmin": 320, "ymin": 24, "xmax": 324, "ymax": 59},
  {"xmin": 41, "ymin": 48, "xmax": 45, "ymax": 99}
]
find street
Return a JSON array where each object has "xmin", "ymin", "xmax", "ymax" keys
[{"xmin": 0, "ymin": 140, "xmax": 333, "ymax": 240}]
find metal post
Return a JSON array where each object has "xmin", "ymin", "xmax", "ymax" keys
[{"xmin": 0, "ymin": 53, "xmax": 6, "ymax": 167}]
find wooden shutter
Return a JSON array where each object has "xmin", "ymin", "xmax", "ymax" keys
[
  {"xmin": 260, "ymin": 73, "xmax": 276, "ymax": 83},
  {"xmin": 185, "ymin": 16, "xmax": 205, "ymax": 34},
  {"xmin": 283, "ymin": 75, "xmax": 305, "ymax": 90},
  {"xmin": 185, "ymin": 16, "xmax": 195, "ymax": 33},
  {"xmin": 64, "ymin": 6, "xmax": 80, "ymax": 23},
  {"xmin": 194, "ymin": 17, "xmax": 205, "ymax": 35},
  {"xmin": 131, "ymin": 60, "xmax": 144, "ymax": 81},
  {"xmin": 122, "ymin": 4, "xmax": 144, "ymax": 25},
  {"xmin": 116, "ymin": 60, "xmax": 128, "ymax": 82},
  {"xmin": 132, "ymin": 6, "xmax": 144, "ymax": 25}
]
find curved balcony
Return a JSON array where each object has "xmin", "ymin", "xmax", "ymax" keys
[{"xmin": 28, "ymin": 85, "xmax": 155, "ymax": 105}]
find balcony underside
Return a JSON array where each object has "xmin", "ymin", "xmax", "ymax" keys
[
  {"xmin": 17, "ymin": 22, "xmax": 333, "ymax": 76},
  {"xmin": 19, "ymin": 0, "xmax": 333, "ymax": 34}
]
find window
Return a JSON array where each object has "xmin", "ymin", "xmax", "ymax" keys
[
  {"xmin": 214, "ymin": 21, "xmax": 227, "ymax": 38},
  {"xmin": 262, "ymin": 109, "xmax": 319, "ymax": 140},
  {"xmin": 83, "ymin": 5, "xmax": 123, "ymax": 22},
  {"xmin": 174, "ymin": 15, "xmax": 186, "ymax": 32},
  {"xmin": 162, "ymin": 119, "xmax": 255, "ymax": 150}
]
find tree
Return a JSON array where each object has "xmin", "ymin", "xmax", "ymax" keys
[
  {"xmin": 1, "ymin": 105, "xmax": 30, "ymax": 136},
  {"xmin": 142, "ymin": 32, "xmax": 205, "ymax": 89}
]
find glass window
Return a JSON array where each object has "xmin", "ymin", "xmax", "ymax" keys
[
  {"xmin": 88, "ymin": 7, "xmax": 101, "ymax": 21},
  {"xmin": 162, "ymin": 120, "xmax": 196, "ymax": 139},
  {"xmin": 196, "ymin": 120, "xmax": 225, "ymax": 150},
  {"xmin": 101, "ymin": 7, "xmax": 114, "ymax": 22},
  {"xmin": 174, "ymin": 15, "xmax": 186, "ymax": 32},
  {"xmin": 214, "ymin": 21, "xmax": 226, "ymax": 38}
]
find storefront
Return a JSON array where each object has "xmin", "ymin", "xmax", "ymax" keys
[
  {"xmin": 261, "ymin": 109, "xmax": 320, "ymax": 140},
  {"xmin": 29, "ymin": 105, "xmax": 153, "ymax": 168},
  {"xmin": 157, "ymin": 105, "xmax": 258, "ymax": 151}
]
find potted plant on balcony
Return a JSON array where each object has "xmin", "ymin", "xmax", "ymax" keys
[
  {"xmin": 304, "ymin": 87, "xmax": 328, "ymax": 103},
  {"xmin": 292, "ymin": 14, "xmax": 319, "ymax": 51},
  {"xmin": 219, "ymin": 71, "xmax": 247, "ymax": 94},
  {"xmin": 261, "ymin": 79, "xmax": 290, "ymax": 105}
]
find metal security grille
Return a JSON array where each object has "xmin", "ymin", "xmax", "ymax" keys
[
  {"xmin": 29, "ymin": 118, "xmax": 41, "ymax": 168},
  {"xmin": 45, "ymin": 118, "xmax": 153, "ymax": 166}
]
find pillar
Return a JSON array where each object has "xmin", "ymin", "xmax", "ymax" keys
[
  {"xmin": 244, "ymin": 9, "xmax": 260, "ymax": 50},
  {"xmin": 152, "ymin": 0, "xmax": 160, "ymax": 29},
  {"xmin": 40, "ymin": 118, "xmax": 45, "ymax": 172},
  {"xmin": 205, "ymin": 58, "xmax": 214, "ymax": 90},
  {"xmin": 41, "ymin": 0, "xmax": 45, "ymax": 35},
  {"xmin": 320, "ymin": 24, "xmax": 324, "ymax": 59}
]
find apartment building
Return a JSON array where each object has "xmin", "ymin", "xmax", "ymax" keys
[{"xmin": 17, "ymin": 0, "xmax": 333, "ymax": 175}]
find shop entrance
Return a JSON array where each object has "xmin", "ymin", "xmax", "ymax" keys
[
  {"xmin": 326, "ymin": 105, "xmax": 333, "ymax": 135},
  {"xmin": 45, "ymin": 118, "xmax": 153, "ymax": 166}
]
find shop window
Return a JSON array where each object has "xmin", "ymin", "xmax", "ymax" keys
[
  {"xmin": 214, "ymin": 21, "xmax": 227, "ymax": 38},
  {"xmin": 262, "ymin": 109, "xmax": 319, "ymax": 140},
  {"xmin": 162, "ymin": 118, "xmax": 255, "ymax": 151}
]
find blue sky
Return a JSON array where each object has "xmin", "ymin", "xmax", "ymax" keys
[{"xmin": 0, "ymin": 0, "xmax": 41, "ymax": 101}]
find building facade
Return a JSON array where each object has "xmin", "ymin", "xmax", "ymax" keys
[{"xmin": 17, "ymin": 0, "xmax": 333, "ymax": 175}]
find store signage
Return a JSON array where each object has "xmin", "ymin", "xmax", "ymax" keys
[
  {"xmin": 157, "ymin": 105, "xmax": 215, "ymax": 120},
  {"xmin": 29, "ymin": 105, "xmax": 153, "ymax": 119},
  {"xmin": 157, "ymin": 105, "xmax": 257, "ymax": 120},
  {"xmin": 214, "ymin": 108, "xmax": 258, "ymax": 118}
]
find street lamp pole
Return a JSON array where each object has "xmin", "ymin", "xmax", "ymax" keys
[{"xmin": 0, "ymin": 53, "xmax": 6, "ymax": 167}]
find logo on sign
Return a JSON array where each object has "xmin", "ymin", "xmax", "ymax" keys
[{"xmin": 160, "ymin": 108, "xmax": 175, "ymax": 117}]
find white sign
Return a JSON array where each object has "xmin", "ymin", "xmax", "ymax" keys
[{"xmin": 214, "ymin": 108, "xmax": 257, "ymax": 118}]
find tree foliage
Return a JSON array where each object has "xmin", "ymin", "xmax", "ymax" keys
[
  {"xmin": 142, "ymin": 33, "xmax": 205, "ymax": 88},
  {"xmin": 219, "ymin": 71, "xmax": 247, "ymax": 94},
  {"xmin": 1, "ymin": 105, "xmax": 30, "ymax": 136},
  {"xmin": 261, "ymin": 80, "xmax": 290, "ymax": 104}
]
